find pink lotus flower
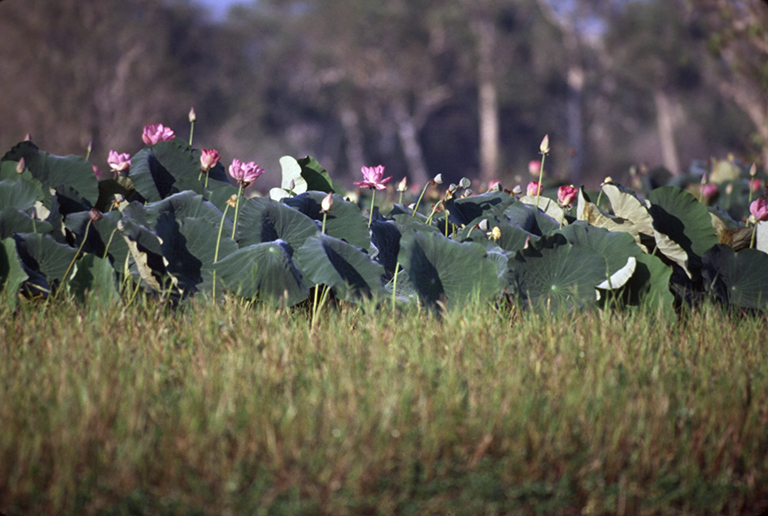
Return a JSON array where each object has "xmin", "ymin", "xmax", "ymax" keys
[
  {"xmin": 200, "ymin": 149, "xmax": 221, "ymax": 171},
  {"xmin": 557, "ymin": 184, "xmax": 578, "ymax": 207},
  {"xmin": 354, "ymin": 164, "xmax": 392, "ymax": 190},
  {"xmin": 751, "ymin": 178, "xmax": 763, "ymax": 193},
  {"xmin": 228, "ymin": 159, "xmax": 265, "ymax": 187},
  {"xmin": 107, "ymin": 150, "xmax": 131, "ymax": 173},
  {"xmin": 528, "ymin": 160, "xmax": 541, "ymax": 176},
  {"xmin": 700, "ymin": 183, "xmax": 718, "ymax": 200},
  {"xmin": 142, "ymin": 123, "xmax": 175, "ymax": 145},
  {"xmin": 527, "ymin": 181, "xmax": 542, "ymax": 196},
  {"xmin": 750, "ymin": 197, "xmax": 768, "ymax": 222}
]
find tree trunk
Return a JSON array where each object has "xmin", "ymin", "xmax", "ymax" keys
[
  {"xmin": 473, "ymin": 14, "xmax": 500, "ymax": 184},
  {"xmin": 340, "ymin": 107, "xmax": 367, "ymax": 179},
  {"xmin": 653, "ymin": 88, "xmax": 681, "ymax": 175},
  {"xmin": 565, "ymin": 57, "xmax": 585, "ymax": 185},
  {"xmin": 393, "ymin": 100, "xmax": 430, "ymax": 187}
]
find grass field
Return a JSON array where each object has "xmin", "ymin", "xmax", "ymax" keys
[{"xmin": 1, "ymin": 297, "xmax": 767, "ymax": 515}]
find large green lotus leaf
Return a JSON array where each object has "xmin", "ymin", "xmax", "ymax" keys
[
  {"xmin": 518, "ymin": 194, "xmax": 565, "ymax": 226},
  {"xmin": 66, "ymin": 254, "xmax": 120, "ymax": 306},
  {"xmin": 458, "ymin": 218, "xmax": 536, "ymax": 253},
  {"xmin": 648, "ymin": 187, "xmax": 718, "ymax": 267},
  {"xmin": 213, "ymin": 240, "xmax": 308, "ymax": 307},
  {"xmin": 397, "ymin": 229, "xmax": 500, "ymax": 309},
  {"xmin": 0, "ymin": 161, "xmax": 45, "ymax": 211},
  {"xmin": 370, "ymin": 219, "xmax": 402, "ymax": 272},
  {"xmin": 624, "ymin": 252, "xmax": 674, "ymax": 311},
  {"xmin": 601, "ymin": 183, "xmax": 655, "ymax": 238},
  {"xmin": 143, "ymin": 190, "xmax": 232, "ymax": 235},
  {"xmin": 702, "ymin": 244, "xmax": 768, "ymax": 310},
  {"xmin": 0, "ymin": 208, "xmax": 53, "ymax": 239},
  {"xmin": 270, "ymin": 156, "xmax": 306, "ymax": 201},
  {"xmin": 1, "ymin": 237, "xmax": 28, "ymax": 309},
  {"xmin": 1, "ymin": 141, "xmax": 99, "ymax": 207},
  {"xmin": 95, "ymin": 177, "xmax": 135, "ymax": 213},
  {"xmin": 508, "ymin": 234, "xmax": 607, "ymax": 310},
  {"xmin": 14, "ymin": 232, "xmax": 77, "ymax": 286},
  {"xmin": 236, "ymin": 196, "xmax": 319, "ymax": 251},
  {"xmin": 296, "ymin": 234, "xmax": 387, "ymax": 301},
  {"xmin": 445, "ymin": 191, "xmax": 515, "ymax": 226},
  {"xmin": 296, "ymin": 156, "xmax": 334, "ymax": 193},
  {"xmin": 577, "ymin": 197, "xmax": 645, "ymax": 251},
  {"xmin": 130, "ymin": 140, "xmax": 228, "ymax": 202},
  {"xmin": 557, "ymin": 222, "xmax": 643, "ymax": 279},
  {"xmin": 154, "ymin": 214, "xmax": 238, "ymax": 296},
  {"xmin": 283, "ymin": 192, "xmax": 370, "ymax": 250},
  {"xmin": 504, "ymin": 201, "xmax": 559, "ymax": 236}
]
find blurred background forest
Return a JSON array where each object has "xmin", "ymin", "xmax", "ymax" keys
[{"xmin": 1, "ymin": 0, "xmax": 767, "ymax": 190}]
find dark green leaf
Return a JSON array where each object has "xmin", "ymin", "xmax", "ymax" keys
[
  {"xmin": 213, "ymin": 240, "xmax": 308, "ymax": 306},
  {"xmin": 296, "ymin": 234, "xmax": 386, "ymax": 301},
  {"xmin": 284, "ymin": 192, "xmax": 370, "ymax": 250},
  {"xmin": 236, "ymin": 196, "xmax": 319, "ymax": 251},
  {"xmin": 398, "ymin": 229, "xmax": 499, "ymax": 309},
  {"xmin": 1, "ymin": 237, "xmax": 28, "ymax": 309},
  {"xmin": 702, "ymin": 244, "xmax": 768, "ymax": 310}
]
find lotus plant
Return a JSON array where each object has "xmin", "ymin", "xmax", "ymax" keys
[
  {"xmin": 355, "ymin": 164, "xmax": 392, "ymax": 228},
  {"xmin": 188, "ymin": 107, "xmax": 196, "ymax": 146},
  {"xmin": 199, "ymin": 148, "xmax": 221, "ymax": 187},
  {"xmin": 527, "ymin": 181, "xmax": 542, "ymax": 197},
  {"xmin": 749, "ymin": 197, "xmax": 768, "ymax": 248},
  {"xmin": 228, "ymin": 159, "xmax": 265, "ymax": 238},
  {"xmin": 535, "ymin": 135, "xmax": 549, "ymax": 206},
  {"xmin": 107, "ymin": 150, "xmax": 131, "ymax": 176},
  {"xmin": 142, "ymin": 123, "xmax": 175, "ymax": 145},
  {"xmin": 557, "ymin": 185, "xmax": 578, "ymax": 208},
  {"xmin": 413, "ymin": 174, "xmax": 443, "ymax": 218}
]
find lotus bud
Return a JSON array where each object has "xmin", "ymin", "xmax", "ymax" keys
[
  {"xmin": 226, "ymin": 194, "xmax": 238, "ymax": 208},
  {"xmin": 397, "ymin": 177, "xmax": 407, "ymax": 192},
  {"xmin": 433, "ymin": 173, "xmax": 443, "ymax": 185},
  {"xmin": 750, "ymin": 197, "xmax": 768, "ymax": 222},
  {"xmin": 89, "ymin": 208, "xmax": 103, "ymax": 222},
  {"xmin": 24, "ymin": 133, "xmax": 31, "ymax": 141},
  {"xmin": 488, "ymin": 180, "xmax": 501, "ymax": 192},
  {"xmin": 408, "ymin": 203, "xmax": 416, "ymax": 210},
  {"xmin": 200, "ymin": 148, "xmax": 221, "ymax": 172},
  {"xmin": 459, "ymin": 177, "xmax": 471, "ymax": 189},
  {"xmin": 478, "ymin": 219, "xmax": 489, "ymax": 231},
  {"xmin": 700, "ymin": 173, "xmax": 708, "ymax": 186},
  {"xmin": 448, "ymin": 183, "xmax": 458, "ymax": 194},
  {"xmin": 87, "ymin": 141, "xmax": 93, "ymax": 155},
  {"xmin": 701, "ymin": 183, "xmax": 718, "ymax": 201},
  {"xmin": 287, "ymin": 179, "xmax": 295, "ymax": 191},
  {"xmin": 16, "ymin": 157, "xmax": 25, "ymax": 174},
  {"xmin": 188, "ymin": 107, "xmax": 196, "ymax": 123},
  {"xmin": 751, "ymin": 179, "xmax": 764, "ymax": 193},
  {"xmin": 749, "ymin": 163, "xmax": 757, "ymax": 177},
  {"xmin": 512, "ymin": 185, "xmax": 522, "ymax": 195},
  {"xmin": 602, "ymin": 176, "xmax": 613, "ymax": 185},
  {"xmin": 725, "ymin": 183, "xmax": 734, "ymax": 195},
  {"xmin": 557, "ymin": 184, "xmax": 578, "ymax": 207},
  {"xmin": 462, "ymin": 188, "xmax": 473, "ymax": 197},
  {"xmin": 539, "ymin": 134, "xmax": 550, "ymax": 155},
  {"xmin": 527, "ymin": 181, "xmax": 542, "ymax": 197},
  {"xmin": 489, "ymin": 226, "xmax": 501, "ymax": 241},
  {"xmin": 321, "ymin": 192, "xmax": 334, "ymax": 213}
]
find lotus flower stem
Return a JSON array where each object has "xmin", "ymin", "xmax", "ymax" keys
[
  {"xmin": 425, "ymin": 200, "xmax": 443, "ymax": 225},
  {"xmin": 368, "ymin": 189, "xmax": 376, "ymax": 228},
  {"xmin": 535, "ymin": 155, "xmax": 546, "ymax": 206},
  {"xmin": 751, "ymin": 224, "xmax": 757, "ymax": 249},
  {"xmin": 102, "ymin": 227, "xmax": 118, "ymax": 259},
  {"xmin": 412, "ymin": 183, "xmax": 430, "ymax": 217},
  {"xmin": 231, "ymin": 185, "xmax": 243, "ymax": 240},
  {"xmin": 56, "ymin": 220, "xmax": 92, "ymax": 300},
  {"xmin": 322, "ymin": 212, "xmax": 328, "ymax": 234},
  {"xmin": 212, "ymin": 204, "xmax": 230, "ymax": 299}
]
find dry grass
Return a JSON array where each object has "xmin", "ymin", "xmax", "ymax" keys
[{"xmin": 1, "ymin": 297, "xmax": 767, "ymax": 515}]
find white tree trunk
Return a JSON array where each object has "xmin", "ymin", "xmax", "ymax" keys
[
  {"xmin": 473, "ymin": 14, "xmax": 500, "ymax": 184},
  {"xmin": 393, "ymin": 100, "xmax": 430, "ymax": 187},
  {"xmin": 653, "ymin": 88, "xmax": 681, "ymax": 175}
]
